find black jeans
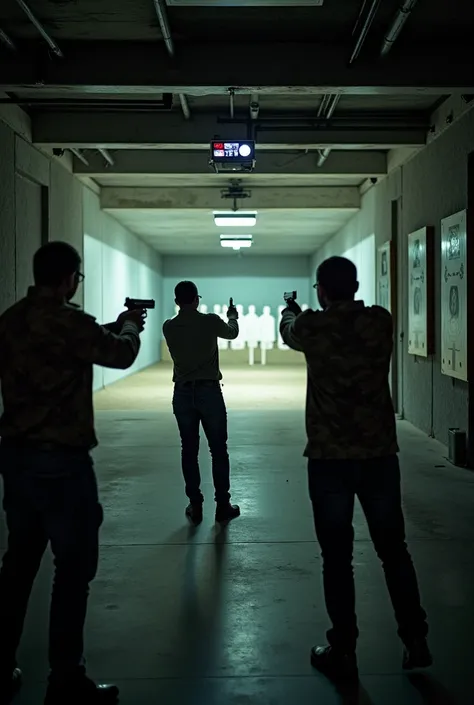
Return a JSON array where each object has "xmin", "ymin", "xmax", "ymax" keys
[
  {"xmin": 173, "ymin": 380, "xmax": 231, "ymax": 505},
  {"xmin": 0, "ymin": 443, "xmax": 103, "ymax": 680},
  {"xmin": 308, "ymin": 455, "xmax": 428, "ymax": 652}
]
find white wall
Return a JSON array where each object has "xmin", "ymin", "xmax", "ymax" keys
[
  {"xmin": 309, "ymin": 108, "xmax": 474, "ymax": 445},
  {"xmin": 310, "ymin": 232, "xmax": 376, "ymax": 308},
  {"xmin": 162, "ymin": 255, "xmax": 311, "ymax": 321},
  {"xmin": 83, "ymin": 189, "xmax": 163, "ymax": 390},
  {"xmin": 0, "ymin": 115, "xmax": 163, "ymax": 398}
]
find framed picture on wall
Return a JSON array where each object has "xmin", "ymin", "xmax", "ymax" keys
[
  {"xmin": 407, "ymin": 226, "xmax": 434, "ymax": 357},
  {"xmin": 441, "ymin": 209, "xmax": 468, "ymax": 381},
  {"xmin": 377, "ymin": 241, "xmax": 396, "ymax": 313}
]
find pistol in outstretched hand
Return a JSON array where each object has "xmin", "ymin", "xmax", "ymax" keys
[{"xmin": 124, "ymin": 297, "xmax": 156, "ymax": 318}]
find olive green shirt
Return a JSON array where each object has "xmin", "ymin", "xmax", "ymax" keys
[{"xmin": 163, "ymin": 310, "xmax": 239, "ymax": 382}]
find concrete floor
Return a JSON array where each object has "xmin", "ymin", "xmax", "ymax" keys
[{"xmin": 2, "ymin": 363, "xmax": 474, "ymax": 705}]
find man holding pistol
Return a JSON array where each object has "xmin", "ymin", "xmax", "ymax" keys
[
  {"xmin": 163, "ymin": 280, "xmax": 240, "ymax": 525},
  {"xmin": 0, "ymin": 242, "xmax": 146, "ymax": 705},
  {"xmin": 280, "ymin": 257, "xmax": 431, "ymax": 681}
]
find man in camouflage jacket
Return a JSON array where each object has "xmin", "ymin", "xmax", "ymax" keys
[
  {"xmin": 280, "ymin": 256, "xmax": 431, "ymax": 681},
  {"xmin": 0, "ymin": 242, "xmax": 145, "ymax": 705}
]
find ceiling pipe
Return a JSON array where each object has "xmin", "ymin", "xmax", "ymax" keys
[
  {"xmin": 98, "ymin": 148, "xmax": 114, "ymax": 167},
  {"xmin": 0, "ymin": 28, "xmax": 16, "ymax": 51},
  {"xmin": 381, "ymin": 0, "xmax": 419, "ymax": 56},
  {"xmin": 325, "ymin": 94, "xmax": 341, "ymax": 120},
  {"xmin": 316, "ymin": 94, "xmax": 341, "ymax": 167},
  {"xmin": 317, "ymin": 93, "xmax": 331, "ymax": 117},
  {"xmin": 250, "ymin": 93, "xmax": 259, "ymax": 120},
  {"xmin": 229, "ymin": 88, "xmax": 235, "ymax": 119},
  {"xmin": 14, "ymin": 0, "xmax": 63, "ymax": 57},
  {"xmin": 320, "ymin": 1, "xmax": 381, "ymax": 168},
  {"xmin": 317, "ymin": 148, "xmax": 331, "ymax": 167},
  {"xmin": 70, "ymin": 148, "xmax": 89, "ymax": 166},
  {"xmin": 179, "ymin": 93, "xmax": 191, "ymax": 120},
  {"xmin": 152, "ymin": 0, "xmax": 191, "ymax": 120},
  {"xmin": 349, "ymin": 0, "xmax": 382, "ymax": 64}
]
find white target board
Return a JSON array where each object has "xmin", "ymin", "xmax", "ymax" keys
[
  {"xmin": 441, "ymin": 210, "xmax": 467, "ymax": 381},
  {"xmin": 408, "ymin": 226, "xmax": 433, "ymax": 357}
]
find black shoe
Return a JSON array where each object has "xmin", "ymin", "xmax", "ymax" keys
[
  {"xmin": 311, "ymin": 645, "xmax": 359, "ymax": 681},
  {"xmin": 0, "ymin": 668, "xmax": 22, "ymax": 705},
  {"xmin": 215, "ymin": 503, "xmax": 240, "ymax": 523},
  {"xmin": 185, "ymin": 502, "xmax": 203, "ymax": 525},
  {"xmin": 45, "ymin": 676, "xmax": 119, "ymax": 705},
  {"xmin": 403, "ymin": 638, "xmax": 433, "ymax": 670}
]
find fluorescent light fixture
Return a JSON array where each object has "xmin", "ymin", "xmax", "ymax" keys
[
  {"xmin": 213, "ymin": 212, "xmax": 257, "ymax": 227},
  {"xmin": 220, "ymin": 235, "xmax": 252, "ymax": 251}
]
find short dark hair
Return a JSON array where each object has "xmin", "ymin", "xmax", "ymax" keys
[
  {"xmin": 33, "ymin": 241, "xmax": 82, "ymax": 287},
  {"xmin": 316, "ymin": 256, "xmax": 358, "ymax": 300},
  {"xmin": 175, "ymin": 280, "xmax": 198, "ymax": 305}
]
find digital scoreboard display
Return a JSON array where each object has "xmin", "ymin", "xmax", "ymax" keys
[{"xmin": 211, "ymin": 141, "xmax": 255, "ymax": 161}]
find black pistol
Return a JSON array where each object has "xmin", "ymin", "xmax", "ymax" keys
[
  {"xmin": 124, "ymin": 297, "xmax": 156, "ymax": 318},
  {"xmin": 283, "ymin": 291, "xmax": 297, "ymax": 303}
]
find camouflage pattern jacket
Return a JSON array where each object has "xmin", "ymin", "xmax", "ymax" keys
[
  {"xmin": 280, "ymin": 301, "xmax": 399, "ymax": 460},
  {"xmin": 0, "ymin": 287, "xmax": 141, "ymax": 450}
]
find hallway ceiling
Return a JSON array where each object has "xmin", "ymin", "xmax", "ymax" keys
[
  {"xmin": 105, "ymin": 208, "xmax": 358, "ymax": 256},
  {"xmin": 1, "ymin": 0, "xmax": 473, "ymax": 256}
]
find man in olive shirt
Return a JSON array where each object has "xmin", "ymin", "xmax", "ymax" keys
[
  {"xmin": 163, "ymin": 281, "xmax": 240, "ymax": 525},
  {"xmin": 0, "ymin": 242, "xmax": 146, "ymax": 705},
  {"xmin": 280, "ymin": 257, "xmax": 431, "ymax": 682}
]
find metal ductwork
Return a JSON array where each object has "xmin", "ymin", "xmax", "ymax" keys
[
  {"xmin": 381, "ymin": 0, "xmax": 419, "ymax": 56},
  {"xmin": 152, "ymin": 0, "xmax": 191, "ymax": 120},
  {"xmin": 14, "ymin": 0, "xmax": 63, "ymax": 57}
]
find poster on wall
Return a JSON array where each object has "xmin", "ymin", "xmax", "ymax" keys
[
  {"xmin": 407, "ymin": 226, "xmax": 434, "ymax": 357},
  {"xmin": 441, "ymin": 209, "xmax": 468, "ymax": 381},
  {"xmin": 377, "ymin": 241, "xmax": 395, "ymax": 313}
]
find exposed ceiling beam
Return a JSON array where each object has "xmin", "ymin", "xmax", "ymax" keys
[
  {"xmin": 101, "ymin": 186, "xmax": 360, "ymax": 211},
  {"xmin": 72, "ymin": 149, "xmax": 387, "ymax": 178},
  {"xmin": 32, "ymin": 112, "xmax": 427, "ymax": 150},
  {"xmin": 0, "ymin": 41, "xmax": 472, "ymax": 95}
]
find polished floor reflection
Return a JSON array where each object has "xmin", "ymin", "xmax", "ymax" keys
[{"xmin": 1, "ymin": 364, "xmax": 473, "ymax": 704}]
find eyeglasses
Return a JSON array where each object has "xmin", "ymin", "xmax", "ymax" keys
[
  {"xmin": 76, "ymin": 271, "xmax": 85, "ymax": 283},
  {"xmin": 313, "ymin": 282, "xmax": 319, "ymax": 289}
]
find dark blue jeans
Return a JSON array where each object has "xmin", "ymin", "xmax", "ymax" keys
[
  {"xmin": 0, "ymin": 443, "xmax": 103, "ymax": 680},
  {"xmin": 308, "ymin": 455, "xmax": 428, "ymax": 652},
  {"xmin": 173, "ymin": 380, "xmax": 231, "ymax": 505}
]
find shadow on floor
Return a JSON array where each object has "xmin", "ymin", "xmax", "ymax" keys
[
  {"xmin": 176, "ymin": 522, "xmax": 229, "ymax": 674},
  {"xmin": 332, "ymin": 680, "xmax": 376, "ymax": 705},
  {"xmin": 407, "ymin": 673, "xmax": 459, "ymax": 705}
]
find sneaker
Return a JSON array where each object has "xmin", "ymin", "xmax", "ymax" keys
[
  {"xmin": 403, "ymin": 638, "xmax": 433, "ymax": 670},
  {"xmin": 185, "ymin": 502, "xmax": 203, "ymax": 525},
  {"xmin": 45, "ymin": 676, "xmax": 119, "ymax": 704},
  {"xmin": 0, "ymin": 668, "xmax": 22, "ymax": 705},
  {"xmin": 311, "ymin": 645, "xmax": 359, "ymax": 681},
  {"xmin": 215, "ymin": 503, "xmax": 240, "ymax": 523}
]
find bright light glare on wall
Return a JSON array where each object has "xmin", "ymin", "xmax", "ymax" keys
[
  {"xmin": 220, "ymin": 236, "xmax": 252, "ymax": 251},
  {"xmin": 213, "ymin": 212, "xmax": 257, "ymax": 227}
]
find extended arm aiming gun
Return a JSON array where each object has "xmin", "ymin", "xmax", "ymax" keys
[{"xmin": 124, "ymin": 297, "xmax": 156, "ymax": 318}]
